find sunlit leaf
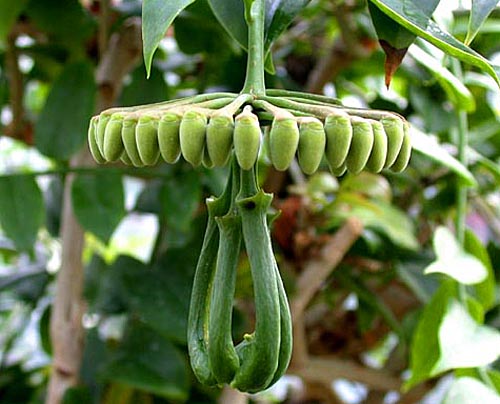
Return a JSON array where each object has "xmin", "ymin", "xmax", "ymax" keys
[
  {"xmin": 406, "ymin": 281, "xmax": 500, "ymax": 389},
  {"xmin": 424, "ymin": 226, "xmax": 488, "ymax": 285},
  {"xmin": 466, "ymin": 0, "xmax": 500, "ymax": 45},
  {"xmin": 411, "ymin": 126, "xmax": 477, "ymax": 187},
  {"xmin": 409, "ymin": 45, "xmax": 475, "ymax": 112},
  {"xmin": 433, "ymin": 300, "xmax": 500, "ymax": 373}
]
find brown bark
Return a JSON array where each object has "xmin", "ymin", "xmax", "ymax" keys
[{"xmin": 46, "ymin": 16, "xmax": 142, "ymax": 404}]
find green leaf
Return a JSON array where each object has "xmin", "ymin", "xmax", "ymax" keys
[
  {"xmin": 406, "ymin": 281, "xmax": 455, "ymax": 390},
  {"xmin": 411, "ymin": 126, "xmax": 477, "ymax": 187},
  {"xmin": 368, "ymin": 0, "xmax": 439, "ymax": 86},
  {"xmin": 466, "ymin": 0, "xmax": 500, "ymax": 45},
  {"xmin": 208, "ymin": 0, "xmax": 247, "ymax": 49},
  {"xmin": 406, "ymin": 281, "xmax": 500, "ymax": 389},
  {"xmin": 101, "ymin": 323, "xmax": 189, "ymax": 401},
  {"xmin": 25, "ymin": 0, "xmax": 95, "ymax": 47},
  {"xmin": 71, "ymin": 173, "xmax": 125, "ymax": 243},
  {"xmin": 424, "ymin": 226, "xmax": 488, "ymax": 285},
  {"xmin": 34, "ymin": 61, "xmax": 95, "ymax": 160},
  {"xmin": 119, "ymin": 65, "xmax": 169, "ymax": 107},
  {"xmin": 368, "ymin": 0, "xmax": 500, "ymax": 86},
  {"xmin": 0, "ymin": 0, "xmax": 29, "ymax": 47},
  {"xmin": 161, "ymin": 170, "xmax": 201, "ymax": 232},
  {"xmin": 0, "ymin": 176, "xmax": 45, "ymax": 252},
  {"xmin": 120, "ymin": 247, "xmax": 199, "ymax": 344},
  {"xmin": 142, "ymin": 0, "xmax": 196, "ymax": 77},
  {"xmin": 208, "ymin": 0, "xmax": 310, "ymax": 52},
  {"xmin": 464, "ymin": 229, "xmax": 497, "ymax": 311},
  {"xmin": 443, "ymin": 377, "xmax": 500, "ymax": 404},
  {"xmin": 175, "ymin": 0, "xmax": 233, "ymax": 55},
  {"xmin": 408, "ymin": 45, "xmax": 476, "ymax": 112},
  {"xmin": 435, "ymin": 300, "xmax": 500, "ymax": 371},
  {"xmin": 264, "ymin": 0, "xmax": 311, "ymax": 51},
  {"xmin": 332, "ymin": 193, "xmax": 419, "ymax": 251},
  {"xmin": 62, "ymin": 387, "xmax": 92, "ymax": 404}
]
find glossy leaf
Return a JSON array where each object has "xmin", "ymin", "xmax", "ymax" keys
[
  {"xmin": 34, "ymin": 61, "xmax": 95, "ymax": 160},
  {"xmin": 424, "ymin": 226, "xmax": 488, "ymax": 285},
  {"xmin": 443, "ymin": 377, "xmax": 500, "ymax": 404},
  {"xmin": 0, "ymin": 175, "xmax": 44, "ymax": 252},
  {"xmin": 411, "ymin": 126, "xmax": 477, "ymax": 187},
  {"xmin": 101, "ymin": 323, "xmax": 189, "ymax": 401},
  {"xmin": 142, "ymin": 0, "xmax": 197, "ymax": 77},
  {"xmin": 71, "ymin": 173, "xmax": 125, "ymax": 243},
  {"xmin": 465, "ymin": 229, "xmax": 497, "ymax": 311},
  {"xmin": 368, "ymin": 0, "xmax": 439, "ymax": 86},
  {"xmin": 368, "ymin": 0, "xmax": 500, "ymax": 86},
  {"xmin": 466, "ymin": 0, "xmax": 500, "ymax": 45}
]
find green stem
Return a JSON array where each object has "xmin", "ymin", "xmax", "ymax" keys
[
  {"xmin": 241, "ymin": 0, "xmax": 266, "ymax": 96},
  {"xmin": 266, "ymin": 89, "xmax": 342, "ymax": 105},
  {"xmin": 451, "ymin": 58, "xmax": 469, "ymax": 303}
]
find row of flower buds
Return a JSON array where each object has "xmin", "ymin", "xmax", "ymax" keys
[{"xmin": 88, "ymin": 104, "xmax": 411, "ymax": 175}]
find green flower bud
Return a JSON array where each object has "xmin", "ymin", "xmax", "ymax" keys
[
  {"xmin": 206, "ymin": 115, "xmax": 234, "ymax": 166},
  {"xmin": 88, "ymin": 116, "xmax": 105, "ymax": 164},
  {"xmin": 269, "ymin": 117, "xmax": 300, "ymax": 171},
  {"xmin": 390, "ymin": 122, "xmax": 411, "ymax": 172},
  {"xmin": 298, "ymin": 117, "xmax": 326, "ymax": 175},
  {"xmin": 346, "ymin": 117, "xmax": 374, "ymax": 174},
  {"xmin": 365, "ymin": 120, "xmax": 388, "ymax": 173},
  {"xmin": 180, "ymin": 110, "xmax": 207, "ymax": 167},
  {"xmin": 380, "ymin": 115, "xmax": 404, "ymax": 168},
  {"xmin": 103, "ymin": 114, "xmax": 124, "ymax": 162},
  {"xmin": 158, "ymin": 112, "xmax": 182, "ymax": 164},
  {"xmin": 234, "ymin": 108, "xmax": 261, "ymax": 170},
  {"xmin": 325, "ymin": 112, "xmax": 352, "ymax": 169},
  {"xmin": 136, "ymin": 116, "xmax": 160, "ymax": 166},
  {"xmin": 121, "ymin": 117, "xmax": 144, "ymax": 167},
  {"xmin": 202, "ymin": 146, "xmax": 214, "ymax": 168},
  {"xmin": 96, "ymin": 114, "xmax": 111, "ymax": 156},
  {"xmin": 330, "ymin": 163, "xmax": 347, "ymax": 177},
  {"xmin": 120, "ymin": 152, "xmax": 133, "ymax": 166}
]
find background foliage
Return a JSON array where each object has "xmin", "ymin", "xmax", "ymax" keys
[{"xmin": 0, "ymin": 0, "xmax": 500, "ymax": 403}]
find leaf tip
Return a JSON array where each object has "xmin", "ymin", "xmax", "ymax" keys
[{"xmin": 380, "ymin": 40, "xmax": 408, "ymax": 88}]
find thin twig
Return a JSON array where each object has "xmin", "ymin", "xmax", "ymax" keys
[{"xmin": 292, "ymin": 217, "xmax": 363, "ymax": 314}]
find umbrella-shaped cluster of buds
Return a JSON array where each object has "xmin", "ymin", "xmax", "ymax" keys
[
  {"xmin": 89, "ymin": 90, "xmax": 411, "ymax": 176},
  {"xmin": 87, "ymin": 88, "xmax": 412, "ymax": 393}
]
